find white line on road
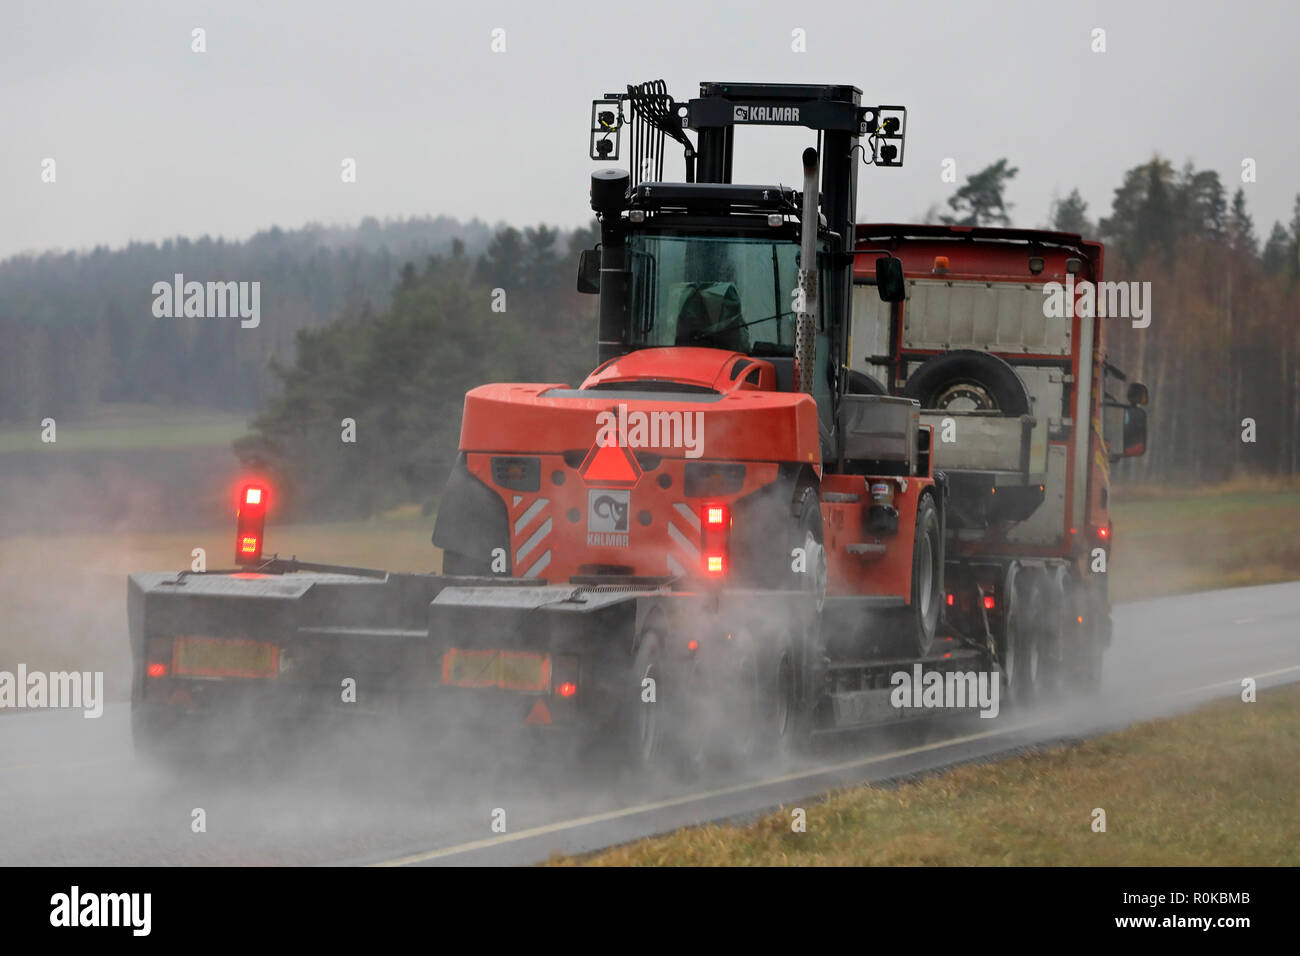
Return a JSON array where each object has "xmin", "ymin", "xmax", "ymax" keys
[{"xmin": 369, "ymin": 664, "xmax": 1300, "ymax": 866}]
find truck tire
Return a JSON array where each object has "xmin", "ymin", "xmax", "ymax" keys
[
  {"xmin": 1000, "ymin": 565, "xmax": 1044, "ymax": 707},
  {"xmin": 901, "ymin": 349, "xmax": 1031, "ymax": 415},
  {"xmin": 441, "ymin": 549, "xmax": 487, "ymax": 576},
  {"xmin": 1037, "ymin": 565, "xmax": 1067, "ymax": 695},
  {"xmin": 905, "ymin": 493, "xmax": 943, "ymax": 656},
  {"xmin": 789, "ymin": 485, "xmax": 827, "ymax": 613},
  {"xmin": 719, "ymin": 627, "xmax": 797, "ymax": 765},
  {"xmin": 730, "ymin": 481, "xmax": 824, "ymax": 612},
  {"xmin": 630, "ymin": 628, "xmax": 669, "ymax": 771}
]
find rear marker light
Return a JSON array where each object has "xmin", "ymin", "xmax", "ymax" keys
[
  {"xmin": 556, "ymin": 682, "xmax": 577, "ymax": 698},
  {"xmin": 983, "ymin": 595, "xmax": 996, "ymax": 610},
  {"xmin": 235, "ymin": 481, "xmax": 269, "ymax": 565},
  {"xmin": 946, "ymin": 593, "xmax": 955, "ymax": 606},
  {"xmin": 146, "ymin": 662, "xmax": 167, "ymax": 678},
  {"xmin": 687, "ymin": 640, "xmax": 699, "ymax": 652},
  {"xmin": 700, "ymin": 502, "xmax": 730, "ymax": 578}
]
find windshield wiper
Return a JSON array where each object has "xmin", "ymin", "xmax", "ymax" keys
[{"xmin": 689, "ymin": 310, "xmax": 795, "ymax": 343}]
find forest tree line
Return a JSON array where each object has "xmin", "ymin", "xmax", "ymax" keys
[{"xmin": 3, "ymin": 156, "xmax": 1299, "ymax": 515}]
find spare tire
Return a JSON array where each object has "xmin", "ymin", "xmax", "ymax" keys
[{"xmin": 902, "ymin": 349, "xmax": 1030, "ymax": 415}]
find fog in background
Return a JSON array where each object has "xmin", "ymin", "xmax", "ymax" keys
[{"xmin": 2, "ymin": 0, "xmax": 1296, "ymax": 258}]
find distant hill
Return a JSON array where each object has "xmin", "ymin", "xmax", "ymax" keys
[{"xmin": 0, "ymin": 215, "xmax": 499, "ymax": 422}]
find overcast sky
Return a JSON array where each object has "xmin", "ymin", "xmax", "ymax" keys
[{"xmin": 1, "ymin": 0, "xmax": 1294, "ymax": 259}]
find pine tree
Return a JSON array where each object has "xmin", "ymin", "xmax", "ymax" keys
[
  {"xmin": 940, "ymin": 159, "xmax": 1019, "ymax": 227},
  {"xmin": 1048, "ymin": 188, "xmax": 1094, "ymax": 235}
]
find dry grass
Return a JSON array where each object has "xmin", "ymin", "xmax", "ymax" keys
[
  {"xmin": 0, "ymin": 508, "xmax": 438, "ymax": 688},
  {"xmin": 1109, "ymin": 482, "xmax": 1300, "ymax": 601},
  {"xmin": 552, "ymin": 684, "xmax": 1300, "ymax": 866}
]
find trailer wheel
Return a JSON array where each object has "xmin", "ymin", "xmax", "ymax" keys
[
  {"xmin": 901, "ymin": 349, "xmax": 1031, "ymax": 415},
  {"xmin": 1037, "ymin": 566, "xmax": 1067, "ymax": 694},
  {"xmin": 905, "ymin": 494, "xmax": 943, "ymax": 656},
  {"xmin": 1001, "ymin": 566, "xmax": 1045, "ymax": 706}
]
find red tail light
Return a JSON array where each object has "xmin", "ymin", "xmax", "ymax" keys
[
  {"xmin": 551, "ymin": 656, "xmax": 579, "ymax": 701},
  {"xmin": 701, "ymin": 502, "xmax": 730, "ymax": 578},
  {"xmin": 946, "ymin": 593, "xmax": 955, "ymax": 606},
  {"xmin": 146, "ymin": 662, "xmax": 168, "ymax": 678},
  {"xmin": 983, "ymin": 594, "xmax": 996, "ymax": 610},
  {"xmin": 236, "ymin": 482, "xmax": 269, "ymax": 565}
]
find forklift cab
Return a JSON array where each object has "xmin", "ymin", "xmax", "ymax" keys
[{"xmin": 581, "ymin": 80, "xmax": 908, "ymax": 467}]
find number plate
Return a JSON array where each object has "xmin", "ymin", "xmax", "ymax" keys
[
  {"xmin": 441, "ymin": 648, "xmax": 550, "ymax": 692},
  {"xmin": 172, "ymin": 637, "xmax": 279, "ymax": 679}
]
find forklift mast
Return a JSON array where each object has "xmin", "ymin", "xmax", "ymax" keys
[{"xmin": 588, "ymin": 80, "xmax": 906, "ymax": 381}]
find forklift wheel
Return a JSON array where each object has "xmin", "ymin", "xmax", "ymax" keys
[{"xmin": 906, "ymin": 494, "xmax": 943, "ymax": 656}]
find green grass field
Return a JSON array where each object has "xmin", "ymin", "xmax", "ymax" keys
[{"xmin": 0, "ymin": 409, "xmax": 249, "ymax": 453}]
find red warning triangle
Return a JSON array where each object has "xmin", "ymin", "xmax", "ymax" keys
[
  {"xmin": 524, "ymin": 698, "xmax": 551, "ymax": 725},
  {"xmin": 579, "ymin": 436, "xmax": 642, "ymax": 488}
]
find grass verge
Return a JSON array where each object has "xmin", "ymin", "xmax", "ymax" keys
[
  {"xmin": 550, "ymin": 683, "xmax": 1300, "ymax": 866},
  {"xmin": 1109, "ymin": 480, "xmax": 1300, "ymax": 601}
]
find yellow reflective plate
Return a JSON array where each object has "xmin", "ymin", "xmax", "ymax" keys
[
  {"xmin": 441, "ymin": 648, "xmax": 550, "ymax": 692},
  {"xmin": 173, "ymin": 637, "xmax": 278, "ymax": 679}
]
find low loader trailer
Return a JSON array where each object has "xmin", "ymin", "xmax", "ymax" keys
[{"xmin": 129, "ymin": 80, "xmax": 1147, "ymax": 768}]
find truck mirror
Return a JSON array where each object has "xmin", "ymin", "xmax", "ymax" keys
[
  {"xmin": 1123, "ymin": 406, "xmax": 1147, "ymax": 458},
  {"xmin": 876, "ymin": 256, "xmax": 905, "ymax": 303},
  {"xmin": 577, "ymin": 249, "xmax": 601, "ymax": 294},
  {"xmin": 1126, "ymin": 381, "xmax": 1149, "ymax": 406}
]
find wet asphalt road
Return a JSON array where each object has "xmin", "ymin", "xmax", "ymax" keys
[{"xmin": 1, "ymin": 581, "xmax": 1296, "ymax": 866}]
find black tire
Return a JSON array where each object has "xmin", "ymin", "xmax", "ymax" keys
[
  {"xmin": 627, "ymin": 628, "xmax": 672, "ymax": 772},
  {"xmin": 716, "ymin": 628, "xmax": 797, "ymax": 765},
  {"xmin": 906, "ymin": 494, "xmax": 943, "ymax": 656},
  {"xmin": 441, "ymin": 549, "xmax": 487, "ymax": 576},
  {"xmin": 902, "ymin": 349, "xmax": 1031, "ymax": 415},
  {"xmin": 789, "ymin": 486, "xmax": 827, "ymax": 613},
  {"xmin": 1000, "ymin": 566, "xmax": 1046, "ymax": 707},
  {"xmin": 846, "ymin": 369, "xmax": 888, "ymax": 396},
  {"xmin": 1037, "ymin": 566, "xmax": 1066, "ymax": 695}
]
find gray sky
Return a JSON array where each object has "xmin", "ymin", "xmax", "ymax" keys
[{"xmin": 2, "ymin": 0, "xmax": 1295, "ymax": 258}]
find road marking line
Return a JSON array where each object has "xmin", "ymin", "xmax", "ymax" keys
[
  {"xmin": 371, "ymin": 664, "xmax": 1300, "ymax": 866},
  {"xmin": 369, "ymin": 720, "xmax": 1046, "ymax": 866}
]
